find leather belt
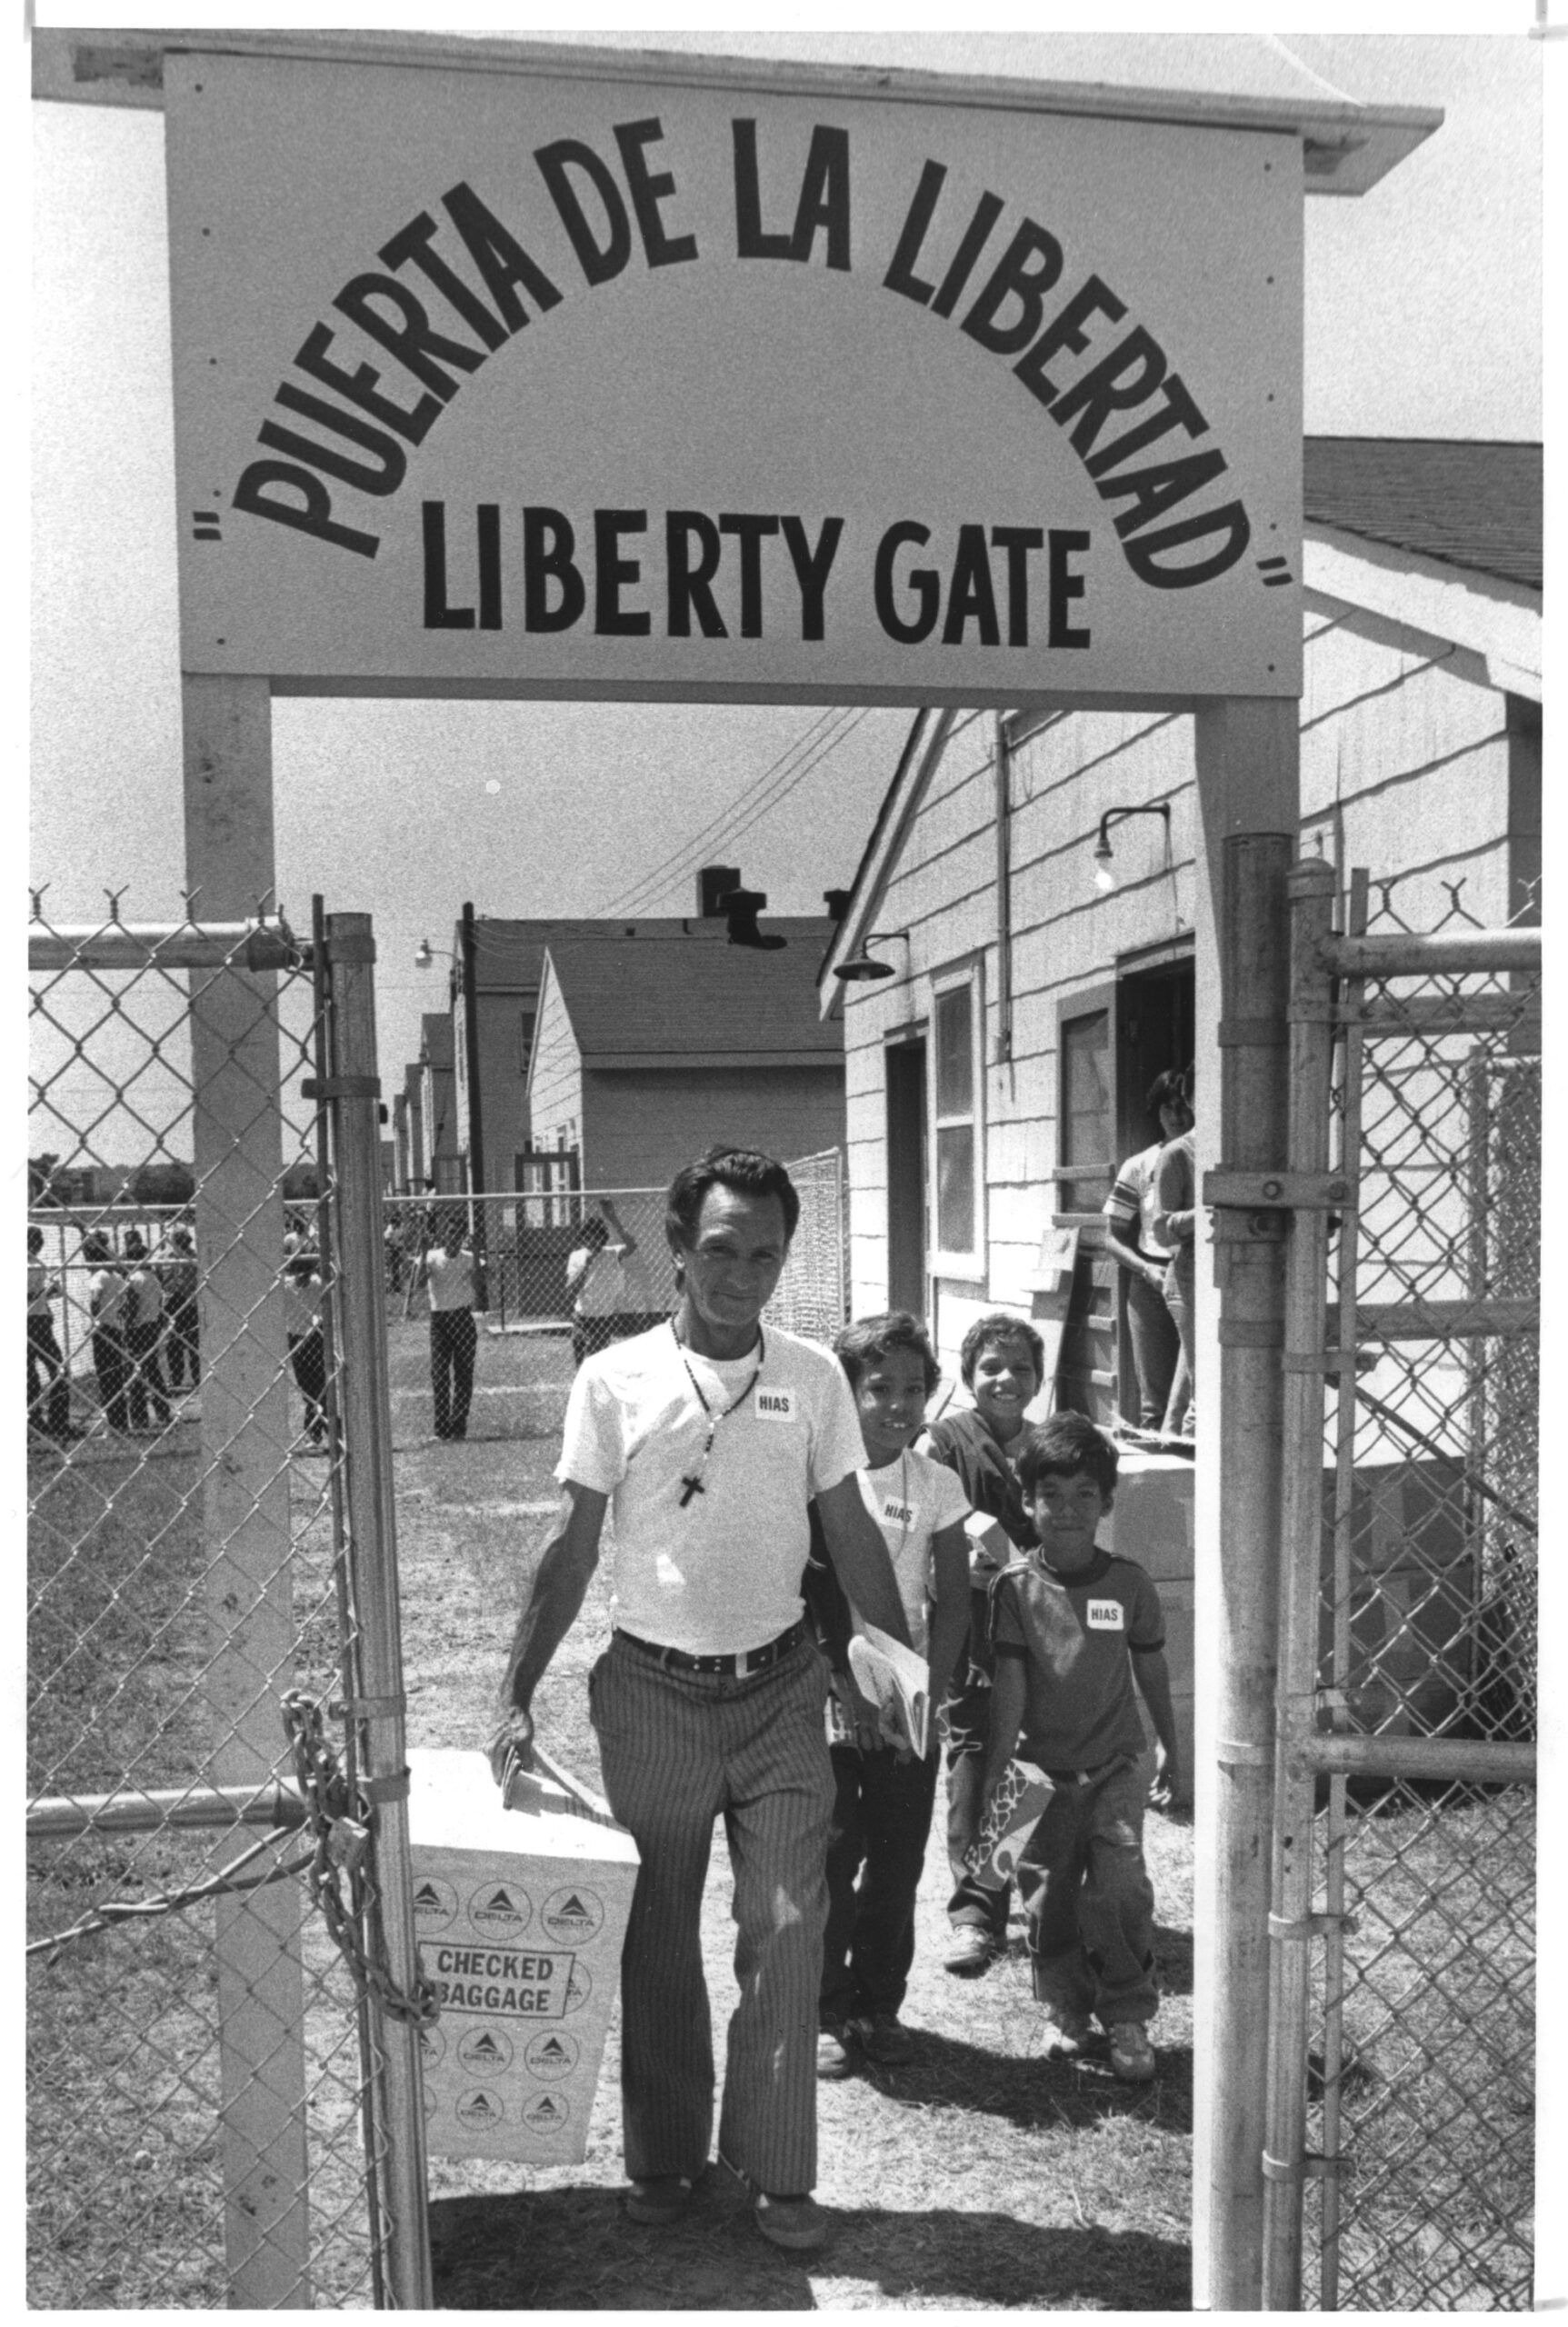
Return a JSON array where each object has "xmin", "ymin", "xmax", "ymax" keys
[{"xmin": 614, "ymin": 1619, "xmax": 807, "ymax": 1678}]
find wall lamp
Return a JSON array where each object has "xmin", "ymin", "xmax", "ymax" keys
[
  {"xmin": 833, "ymin": 931, "xmax": 911, "ymax": 984},
  {"xmin": 1093, "ymin": 803, "xmax": 1171, "ymax": 894}
]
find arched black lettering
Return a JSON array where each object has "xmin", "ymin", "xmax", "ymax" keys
[
  {"xmin": 1013, "ymin": 275, "xmax": 1127, "ymax": 409},
  {"xmin": 961, "ymin": 222, "xmax": 1064, "ymax": 357},
  {"xmin": 443, "ymin": 181, "xmax": 564, "ymax": 327},
  {"xmin": 1050, "ymin": 327, "xmax": 1168, "ymax": 458},
  {"xmin": 614, "ymin": 119, "xmax": 698, "ymax": 267},
  {"xmin": 233, "ymin": 461, "xmax": 379, "ymax": 559},
  {"xmin": 334, "ymin": 275, "xmax": 487, "ymax": 396},
  {"xmin": 1122, "ymin": 501, "xmax": 1251, "ymax": 589},
  {"xmin": 733, "ymin": 119, "xmax": 794, "ymax": 259},
  {"xmin": 791, "ymin": 125, "xmax": 851, "ymax": 270},
  {"xmin": 534, "ymin": 140, "xmax": 633, "ymax": 286},
  {"xmin": 1099, "ymin": 447, "xmax": 1229, "ymax": 539}
]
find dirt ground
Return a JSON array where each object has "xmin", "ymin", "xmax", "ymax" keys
[{"xmin": 385, "ymin": 1316, "xmax": 1193, "ymax": 2311}]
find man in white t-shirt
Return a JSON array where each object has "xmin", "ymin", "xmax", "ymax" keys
[
  {"xmin": 419, "ymin": 1211, "xmax": 480, "ymax": 1440},
  {"xmin": 490, "ymin": 1146, "xmax": 914, "ymax": 2255}
]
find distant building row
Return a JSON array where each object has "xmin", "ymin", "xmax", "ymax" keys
[{"xmin": 389, "ymin": 867, "xmax": 847, "ymax": 1200}]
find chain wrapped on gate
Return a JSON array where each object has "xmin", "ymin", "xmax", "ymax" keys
[{"xmin": 283, "ymin": 1692, "xmax": 440, "ymax": 2030}]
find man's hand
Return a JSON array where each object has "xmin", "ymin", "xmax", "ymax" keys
[{"xmin": 489, "ymin": 1704, "xmax": 535, "ymax": 1789}]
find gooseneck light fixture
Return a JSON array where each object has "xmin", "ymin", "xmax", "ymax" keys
[
  {"xmin": 1093, "ymin": 803, "xmax": 1172, "ymax": 894},
  {"xmin": 833, "ymin": 931, "xmax": 912, "ymax": 984}
]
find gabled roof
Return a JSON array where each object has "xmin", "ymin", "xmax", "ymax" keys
[
  {"xmin": 541, "ymin": 924, "xmax": 842, "ymax": 1069},
  {"xmin": 419, "ymin": 1014, "xmax": 454, "ymax": 1069},
  {"xmin": 1304, "ymin": 439, "xmax": 1542, "ymax": 593},
  {"xmin": 464, "ymin": 915, "xmax": 729, "ymax": 995}
]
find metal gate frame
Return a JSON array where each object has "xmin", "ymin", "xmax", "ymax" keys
[
  {"xmin": 1260, "ymin": 859, "xmax": 1538, "ymax": 2307},
  {"xmin": 27, "ymin": 904, "xmax": 432, "ymax": 2308}
]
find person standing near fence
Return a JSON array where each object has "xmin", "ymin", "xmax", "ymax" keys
[
  {"xmin": 159, "ymin": 1224, "xmax": 200, "ymax": 1392},
  {"xmin": 123, "ymin": 1236, "xmax": 172, "ymax": 1433},
  {"xmin": 282, "ymin": 1250, "xmax": 327, "ymax": 1448},
  {"xmin": 564, "ymin": 1198, "xmax": 643, "ymax": 1365},
  {"xmin": 26, "ymin": 1227, "xmax": 77, "ymax": 1441},
  {"xmin": 488, "ymin": 1144, "xmax": 914, "ymax": 2254},
  {"xmin": 83, "ymin": 1232, "xmax": 130, "ymax": 1435},
  {"xmin": 421, "ymin": 1209, "xmax": 479, "ymax": 1441}
]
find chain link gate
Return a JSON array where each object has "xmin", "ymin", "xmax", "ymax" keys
[
  {"xmin": 1262, "ymin": 865, "xmax": 1540, "ymax": 2309},
  {"xmin": 382, "ymin": 1146, "xmax": 848, "ymax": 1349},
  {"xmin": 27, "ymin": 901, "xmax": 431, "ymax": 2308}
]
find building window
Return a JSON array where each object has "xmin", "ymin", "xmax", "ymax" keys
[
  {"xmin": 1059, "ymin": 1008, "xmax": 1112, "ymax": 1214},
  {"xmin": 517, "ymin": 1009, "xmax": 536, "ymax": 1075},
  {"xmin": 931, "ymin": 971, "xmax": 982, "ymax": 1273}
]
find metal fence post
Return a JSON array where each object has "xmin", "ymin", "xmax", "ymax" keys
[
  {"xmin": 325, "ymin": 912, "xmax": 434, "ymax": 2312},
  {"xmin": 185, "ymin": 674, "xmax": 313, "ymax": 2306},
  {"xmin": 1195, "ymin": 792, "xmax": 1296, "ymax": 2308},
  {"xmin": 1261, "ymin": 856, "xmax": 1340, "ymax": 2306}
]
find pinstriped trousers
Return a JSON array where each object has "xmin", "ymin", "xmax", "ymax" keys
[{"xmin": 589, "ymin": 1633, "xmax": 834, "ymax": 2193}]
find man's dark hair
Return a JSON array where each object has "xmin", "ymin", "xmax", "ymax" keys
[
  {"xmin": 28, "ymin": 1226, "xmax": 44, "ymax": 1255},
  {"xmin": 578, "ymin": 1214, "xmax": 611, "ymax": 1250},
  {"xmin": 958, "ymin": 1309, "xmax": 1045, "ymax": 1389},
  {"xmin": 665, "ymin": 1146, "xmax": 800, "ymax": 1249},
  {"xmin": 834, "ymin": 1310, "xmax": 940, "ymax": 1394},
  {"xmin": 1016, "ymin": 1412, "xmax": 1120, "ymax": 1497},
  {"xmin": 1146, "ymin": 1068, "xmax": 1188, "ymax": 1116}
]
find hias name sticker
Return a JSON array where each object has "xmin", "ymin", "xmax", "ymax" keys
[
  {"xmin": 1086, "ymin": 1599, "xmax": 1124, "ymax": 1631},
  {"xmin": 755, "ymin": 1388, "xmax": 795, "ymax": 1422}
]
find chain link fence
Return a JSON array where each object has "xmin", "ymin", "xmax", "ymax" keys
[
  {"xmin": 1263, "ymin": 867, "xmax": 1539, "ymax": 2310},
  {"xmin": 28, "ymin": 902, "xmax": 426, "ymax": 2308},
  {"xmin": 383, "ymin": 1145, "xmax": 848, "ymax": 1355}
]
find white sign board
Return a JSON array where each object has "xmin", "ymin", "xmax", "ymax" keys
[{"xmin": 165, "ymin": 55, "xmax": 1303, "ymax": 702}]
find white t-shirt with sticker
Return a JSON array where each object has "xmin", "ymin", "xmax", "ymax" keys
[
  {"xmin": 852, "ymin": 1449, "xmax": 972, "ymax": 1657},
  {"xmin": 557, "ymin": 1320, "xmax": 866, "ymax": 1656}
]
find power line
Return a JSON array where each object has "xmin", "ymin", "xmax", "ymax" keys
[
  {"xmin": 603, "ymin": 707, "xmax": 868, "ymax": 918},
  {"xmin": 598, "ymin": 705, "xmax": 850, "ymax": 917}
]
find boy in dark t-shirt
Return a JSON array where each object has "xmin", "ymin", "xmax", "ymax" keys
[
  {"xmin": 977, "ymin": 1413, "xmax": 1180, "ymax": 2082},
  {"xmin": 924, "ymin": 1313, "xmax": 1044, "ymax": 1976}
]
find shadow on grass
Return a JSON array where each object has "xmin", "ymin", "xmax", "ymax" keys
[
  {"xmin": 431, "ymin": 2173, "xmax": 1189, "ymax": 2311},
  {"xmin": 1154, "ymin": 1918, "xmax": 1193, "ymax": 1996},
  {"xmin": 844, "ymin": 2026, "xmax": 1193, "ymax": 2136}
]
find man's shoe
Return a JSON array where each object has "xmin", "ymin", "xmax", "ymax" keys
[
  {"xmin": 624, "ymin": 2173, "xmax": 693, "ymax": 2226},
  {"xmin": 1108, "ymin": 2022, "xmax": 1157, "ymax": 2082},
  {"xmin": 1038, "ymin": 2010, "xmax": 1094, "ymax": 2060},
  {"xmin": 754, "ymin": 2192, "xmax": 827, "ymax": 2252},
  {"xmin": 846, "ymin": 2012, "xmax": 914, "ymax": 2065},
  {"xmin": 944, "ymin": 1925, "xmax": 999, "ymax": 1978},
  {"xmin": 816, "ymin": 2024, "xmax": 852, "ymax": 2079}
]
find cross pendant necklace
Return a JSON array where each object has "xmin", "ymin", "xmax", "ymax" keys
[{"xmin": 672, "ymin": 1320, "xmax": 764, "ymax": 1508}]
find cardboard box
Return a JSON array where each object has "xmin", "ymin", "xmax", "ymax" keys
[{"xmin": 407, "ymin": 1747, "xmax": 639, "ymax": 2163}]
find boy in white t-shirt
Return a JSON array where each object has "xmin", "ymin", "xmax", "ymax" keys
[{"xmin": 806, "ymin": 1313, "xmax": 972, "ymax": 2074}]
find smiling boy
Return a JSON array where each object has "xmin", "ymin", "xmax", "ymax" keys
[
  {"xmin": 924, "ymin": 1312, "xmax": 1044, "ymax": 1974},
  {"xmin": 978, "ymin": 1412, "xmax": 1179, "ymax": 2082},
  {"xmin": 805, "ymin": 1313, "xmax": 971, "ymax": 2075}
]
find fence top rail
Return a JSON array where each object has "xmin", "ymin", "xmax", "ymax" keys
[
  {"xmin": 30, "ymin": 920, "xmax": 305, "ymax": 973},
  {"xmin": 1321, "ymin": 926, "xmax": 1540, "ymax": 980}
]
